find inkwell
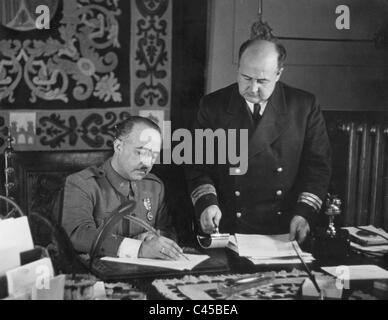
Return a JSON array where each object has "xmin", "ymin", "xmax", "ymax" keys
[{"xmin": 312, "ymin": 194, "xmax": 350, "ymax": 263}]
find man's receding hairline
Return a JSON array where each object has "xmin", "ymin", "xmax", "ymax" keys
[
  {"xmin": 240, "ymin": 40, "xmax": 278, "ymax": 61},
  {"xmin": 238, "ymin": 38, "xmax": 287, "ymax": 70},
  {"xmin": 121, "ymin": 123, "xmax": 161, "ymax": 140}
]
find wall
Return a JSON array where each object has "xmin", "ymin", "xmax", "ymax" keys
[
  {"xmin": 207, "ymin": 0, "xmax": 388, "ymax": 111},
  {"xmin": 0, "ymin": 0, "xmax": 172, "ymax": 152}
]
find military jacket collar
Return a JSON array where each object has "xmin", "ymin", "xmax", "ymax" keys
[{"xmin": 102, "ymin": 159, "xmax": 133, "ymax": 198}]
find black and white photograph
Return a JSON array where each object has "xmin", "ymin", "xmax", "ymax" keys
[{"xmin": 0, "ymin": 0, "xmax": 387, "ymax": 308}]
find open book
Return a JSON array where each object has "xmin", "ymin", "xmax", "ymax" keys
[{"xmin": 228, "ymin": 234, "xmax": 314, "ymax": 265}]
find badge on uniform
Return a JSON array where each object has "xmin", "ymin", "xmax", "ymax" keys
[{"xmin": 143, "ymin": 198, "xmax": 153, "ymax": 221}]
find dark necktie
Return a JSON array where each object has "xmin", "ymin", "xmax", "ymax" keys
[{"xmin": 253, "ymin": 103, "xmax": 262, "ymax": 126}]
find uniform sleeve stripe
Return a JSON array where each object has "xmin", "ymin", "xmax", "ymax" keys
[
  {"xmin": 298, "ymin": 192, "xmax": 322, "ymax": 211},
  {"xmin": 191, "ymin": 184, "xmax": 217, "ymax": 205}
]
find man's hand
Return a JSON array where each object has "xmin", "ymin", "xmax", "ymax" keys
[
  {"xmin": 138, "ymin": 234, "xmax": 183, "ymax": 260},
  {"xmin": 289, "ymin": 215, "xmax": 310, "ymax": 244},
  {"xmin": 200, "ymin": 205, "xmax": 222, "ymax": 234}
]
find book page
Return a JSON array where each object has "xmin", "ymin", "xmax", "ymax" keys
[
  {"xmin": 235, "ymin": 234, "xmax": 310, "ymax": 258},
  {"xmin": 101, "ymin": 254, "xmax": 210, "ymax": 271}
]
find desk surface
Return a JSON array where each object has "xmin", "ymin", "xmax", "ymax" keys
[{"xmin": 89, "ymin": 247, "xmax": 388, "ymax": 300}]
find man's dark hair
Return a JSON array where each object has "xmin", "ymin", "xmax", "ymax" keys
[
  {"xmin": 238, "ymin": 38, "xmax": 287, "ymax": 70},
  {"xmin": 114, "ymin": 116, "xmax": 161, "ymax": 140}
]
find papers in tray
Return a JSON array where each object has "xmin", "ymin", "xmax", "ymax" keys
[
  {"xmin": 350, "ymin": 241, "xmax": 388, "ymax": 253},
  {"xmin": 228, "ymin": 234, "xmax": 314, "ymax": 265},
  {"xmin": 322, "ymin": 265, "xmax": 388, "ymax": 281},
  {"xmin": 101, "ymin": 254, "xmax": 210, "ymax": 271},
  {"xmin": 343, "ymin": 225, "xmax": 388, "ymax": 246}
]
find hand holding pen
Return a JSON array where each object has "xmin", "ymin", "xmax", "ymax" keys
[{"xmin": 125, "ymin": 215, "xmax": 189, "ymax": 260}]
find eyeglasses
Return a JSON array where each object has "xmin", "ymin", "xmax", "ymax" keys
[
  {"xmin": 136, "ymin": 148, "xmax": 159, "ymax": 162},
  {"xmin": 117, "ymin": 138, "xmax": 160, "ymax": 162}
]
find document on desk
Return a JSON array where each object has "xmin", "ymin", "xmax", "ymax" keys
[
  {"xmin": 322, "ymin": 265, "xmax": 388, "ymax": 280},
  {"xmin": 101, "ymin": 254, "xmax": 210, "ymax": 271},
  {"xmin": 235, "ymin": 234, "xmax": 311, "ymax": 258}
]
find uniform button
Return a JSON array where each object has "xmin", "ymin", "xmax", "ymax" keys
[
  {"xmin": 277, "ymin": 167, "xmax": 283, "ymax": 173},
  {"xmin": 236, "ymin": 212, "xmax": 242, "ymax": 218},
  {"xmin": 235, "ymin": 168, "xmax": 241, "ymax": 174},
  {"xmin": 235, "ymin": 191, "xmax": 241, "ymax": 197},
  {"xmin": 276, "ymin": 190, "xmax": 283, "ymax": 196},
  {"xmin": 277, "ymin": 211, "xmax": 283, "ymax": 215}
]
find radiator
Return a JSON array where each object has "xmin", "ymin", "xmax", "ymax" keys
[{"xmin": 340, "ymin": 122, "xmax": 388, "ymax": 228}]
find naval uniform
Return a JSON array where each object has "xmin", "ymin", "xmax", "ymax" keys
[{"xmin": 185, "ymin": 82, "xmax": 332, "ymax": 234}]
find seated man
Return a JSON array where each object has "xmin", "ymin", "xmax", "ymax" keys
[{"xmin": 62, "ymin": 116, "xmax": 183, "ymax": 260}]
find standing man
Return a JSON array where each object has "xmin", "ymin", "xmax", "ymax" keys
[
  {"xmin": 186, "ymin": 38, "xmax": 331, "ymax": 243},
  {"xmin": 62, "ymin": 116, "xmax": 183, "ymax": 260}
]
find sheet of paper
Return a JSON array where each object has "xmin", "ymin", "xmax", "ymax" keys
[
  {"xmin": 322, "ymin": 265, "xmax": 388, "ymax": 280},
  {"xmin": 0, "ymin": 217, "xmax": 34, "ymax": 254},
  {"xmin": 235, "ymin": 233, "xmax": 309, "ymax": 258},
  {"xmin": 0, "ymin": 246, "xmax": 21, "ymax": 276},
  {"xmin": 101, "ymin": 254, "xmax": 210, "ymax": 271}
]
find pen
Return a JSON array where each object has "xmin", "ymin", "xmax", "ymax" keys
[
  {"xmin": 125, "ymin": 214, "xmax": 189, "ymax": 260},
  {"xmin": 291, "ymin": 240, "xmax": 323, "ymax": 299}
]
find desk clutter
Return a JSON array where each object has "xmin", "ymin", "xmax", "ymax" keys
[
  {"xmin": 343, "ymin": 225, "xmax": 388, "ymax": 257},
  {"xmin": 152, "ymin": 269, "xmax": 330, "ymax": 300},
  {"xmin": 228, "ymin": 234, "xmax": 315, "ymax": 265},
  {"xmin": 2, "ymin": 216, "xmax": 388, "ymax": 300}
]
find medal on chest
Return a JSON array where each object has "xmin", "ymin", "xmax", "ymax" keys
[{"xmin": 143, "ymin": 198, "xmax": 153, "ymax": 221}]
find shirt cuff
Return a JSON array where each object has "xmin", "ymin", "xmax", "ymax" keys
[{"xmin": 117, "ymin": 238, "xmax": 143, "ymax": 258}]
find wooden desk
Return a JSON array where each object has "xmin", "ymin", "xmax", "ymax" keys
[{"xmin": 89, "ymin": 248, "xmax": 388, "ymax": 300}]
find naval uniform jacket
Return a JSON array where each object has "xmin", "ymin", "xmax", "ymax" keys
[
  {"xmin": 62, "ymin": 159, "xmax": 175, "ymax": 257},
  {"xmin": 185, "ymin": 82, "xmax": 332, "ymax": 234}
]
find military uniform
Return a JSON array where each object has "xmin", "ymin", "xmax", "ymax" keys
[
  {"xmin": 62, "ymin": 158, "xmax": 175, "ymax": 257},
  {"xmin": 186, "ymin": 82, "xmax": 332, "ymax": 234}
]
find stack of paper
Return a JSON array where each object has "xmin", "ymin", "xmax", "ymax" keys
[
  {"xmin": 228, "ymin": 234, "xmax": 314, "ymax": 265},
  {"xmin": 343, "ymin": 226, "xmax": 388, "ymax": 255}
]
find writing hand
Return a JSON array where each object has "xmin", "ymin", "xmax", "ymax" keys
[{"xmin": 138, "ymin": 234, "xmax": 184, "ymax": 260}]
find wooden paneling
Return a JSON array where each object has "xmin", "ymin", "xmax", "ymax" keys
[{"xmin": 207, "ymin": 0, "xmax": 388, "ymax": 111}]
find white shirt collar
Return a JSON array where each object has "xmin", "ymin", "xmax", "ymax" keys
[{"xmin": 245, "ymin": 100, "xmax": 268, "ymax": 116}]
